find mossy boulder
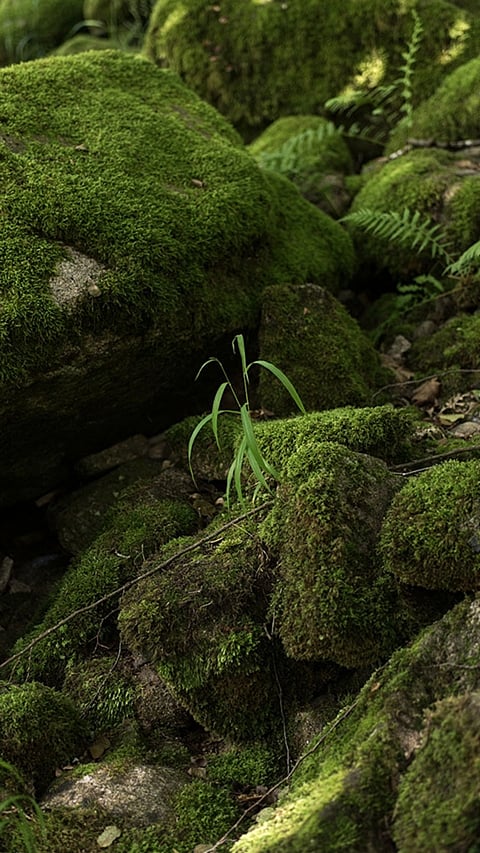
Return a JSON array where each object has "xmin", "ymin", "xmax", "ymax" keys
[
  {"xmin": 380, "ymin": 459, "xmax": 480, "ymax": 591},
  {"xmin": 262, "ymin": 441, "xmax": 402, "ymax": 667},
  {"xmin": 257, "ymin": 284, "xmax": 389, "ymax": 416},
  {"xmin": 119, "ymin": 515, "xmax": 335, "ymax": 740},
  {"xmin": 11, "ymin": 497, "xmax": 198, "ymax": 685},
  {"xmin": 347, "ymin": 147, "xmax": 480, "ymax": 278},
  {"xmin": 0, "ymin": 50, "xmax": 353, "ymax": 506},
  {"xmin": 388, "ymin": 54, "xmax": 480, "ymax": 151},
  {"xmin": 0, "ymin": 0, "xmax": 84, "ymax": 65},
  {"xmin": 144, "ymin": 0, "xmax": 478, "ymax": 138},
  {"xmin": 232, "ymin": 596, "xmax": 480, "ymax": 852},
  {"xmin": 249, "ymin": 117, "xmax": 353, "ymax": 215},
  {"xmin": 0, "ymin": 681, "xmax": 86, "ymax": 794},
  {"xmin": 393, "ymin": 692, "xmax": 480, "ymax": 852}
]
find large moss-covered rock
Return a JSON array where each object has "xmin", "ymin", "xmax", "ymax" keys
[
  {"xmin": 0, "ymin": 49, "xmax": 353, "ymax": 506},
  {"xmin": 0, "ymin": 681, "xmax": 86, "ymax": 794},
  {"xmin": 144, "ymin": 0, "xmax": 478, "ymax": 138},
  {"xmin": 232, "ymin": 597, "xmax": 480, "ymax": 852},
  {"xmin": 262, "ymin": 441, "xmax": 402, "ymax": 667},
  {"xmin": 253, "ymin": 404, "xmax": 415, "ymax": 469},
  {"xmin": 380, "ymin": 459, "xmax": 480, "ymax": 591},
  {"xmin": 0, "ymin": 0, "xmax": 84, "ymax": 65},
  {"xmin": 257, "ymin": 284, "xmax": 388, "ymax": 416}
]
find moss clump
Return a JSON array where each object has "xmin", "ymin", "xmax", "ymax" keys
[
  {"xmin": 144, "ymin": 0, "xmax": 478, "ymax": 138},
  {"xmin": 262, "ymin": 441, "xmax": 402, "ymax": 667},
  {"xmin": 0, "ymin": 681, "xmax": 86, "ymax": 794},
  {"xmin": 0, "ymin": 50, "xmax": 353, "ymax": 388},
  {"xmin": 380, "ymin": 459, "xmax": 480, "ymax": 591},
  {"xmin": 0, "ymin": 0, "xmax": 84, "ymax": 65},
  {"xmin": 249, "ymin": 116, "xmax": 353, "ymax": 213},
  {"xmin": 63, "ymin": 656, "xmax": 135, "ymax": 732},
  {"xmin": 393, "ymin": 692, "xmax": 480, "ymax": 852},
  {"xmin": 258, "ymin": 284, "xmax": 388, "ymax": 416},
  {"xmin": 389, "ymin": 54, "xmax": 480, "ymax": 151},
  {"xmin": 11, "ymin": 499, "xmax": 197, "ymax": 685},
  {"xmin": 207, "ymin": 744, "xmax": 278, "ymax": 789},
  {"xmin": 253, "ymin": 405, "xmax": 416, "ymax": 470}
]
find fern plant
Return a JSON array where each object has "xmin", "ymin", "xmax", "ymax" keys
[
  {"xmin": 342, "ymin": 205, "xmax": 480, "ymax": 341},
  {"xmin": 325, "ymin": 10, "xmax": 423, "ymax": 143},
  {"xmin": 188, "ymin": 334, "xmax": 306, "ymax": 507},
  {"xmin": 255, "ymin": 122, "xmax": 339, "ymax": 177}
]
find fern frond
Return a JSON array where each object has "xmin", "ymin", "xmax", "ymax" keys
[
  {"xmin": 445, "ymin": 240, "xmax": 480, "ymax": 276},
  {"xmin": 341, "ymin": 207, "xmax": 452, "ymax": 263},
  {"xmin": 256, "ymin": 122, "xmax": 339, "ymax": 175}
]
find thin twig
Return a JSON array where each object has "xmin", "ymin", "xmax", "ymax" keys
[
  {"xmin": 0, "ymin": 502, "xmax": 272, "ymax": 673},
  {"xmin": 389, "ymin": 444, "xmax": 480, "ymax": 475}
]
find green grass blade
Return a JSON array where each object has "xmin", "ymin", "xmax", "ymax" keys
[
  {"xmin": 211, "ymin": 382, "xmax": 229, "ymax": 448},
  {"xmin": 234, "ymin": 437, "xmax": 248, "ymax": 506},
  {"xmin": 252, "ymin": 360, "xmax": 306, "ymax": 413},
  {"xmin": 246, "ymin": 446, "xmax": 271, "ymax": 492},
  {"xmin": 187, "ymin": 413, "xmax": 214, "ymax": 483},
  {"xmin": 194, "ymin": 356, "xmax": 223, "ymax": 382}
]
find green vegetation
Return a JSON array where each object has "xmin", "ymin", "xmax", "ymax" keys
[
  {"xmin": 189, "ymin": 333, "xmax": 306, "ymax": 505},
  {"xmin": 144, "ymin": 0, "xmax": 478, "ymax": 137},
  {"xmin": 393, "ymin": 692, "xmax": 480, "ymax": 851},
  {"xmin": 0, "ymin": 759, "xmax": 45, "ymax": 853},
  {"xmin": 0, "ymin": 0, "xmax": 84, "ymax": 65}
]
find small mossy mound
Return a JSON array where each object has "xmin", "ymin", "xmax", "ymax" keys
[
  {"xmin": 393, "ymin": 692, "xmax": 480, "ymax": 852},
  {"xmin": 410, "ymin": 311, "xmax": 480, "ymax": 375},
  {"xmin": 232, "ymin": 597, "xmax": 480, "ymax": 852},
  {"xmin": 249, "ymin": 116, "xmax": 353, "ymax": 213},
  {"xmin": 388, "ymin": 54, "xmax": 480, "ymax": 151},
  {"xmin": 258, "ymin": 284, "xmax": 388, "ymax": 416},
  {"xmin": 0, "ymin": 681, "xmax": 86, "ymax": 794},
  {"xmin": 262, "ymin": 441, "xmax": 402, "ymax": 667},
  {"xmin": 0, "ymin": 0, "xmax": 84, "ymax": 66},
  {"xmin": 380, "ymin": 459, "xmax": 480, "ymax": 591},
  {"xmin": 52, "ymin": 34, "xmax": 132, "ymax": 55},
  {"xmin": 347, "ymin": 149, "xmax": 457, "ymax": 276},
  {"xmin": 144, "ymin": 0, "xmax": 478, "ymax": 138},
  {"xmin": 253, "ymin": 405, "xmax": 416, "ymax": 471},
  {"xmin": 11, "ymin": 498, "xmax": 197, "ymax": 685}
]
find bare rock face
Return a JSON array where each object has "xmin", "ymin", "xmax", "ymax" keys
[
  {"xmin": 0, "ymin": 50, "xmax": 354, "ymax": 506},
  {"xmin": 42, "ymin": 762, "xmax": 187, "ymax": 825}
]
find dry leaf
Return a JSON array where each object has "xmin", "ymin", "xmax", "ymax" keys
[
  {"xmin": 411, "ymin": 377, "xmax": 441, "ymax": 407},
  {"xmin": 88, "ymin": 734, "xmax": 110, "ymax": 760}
]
